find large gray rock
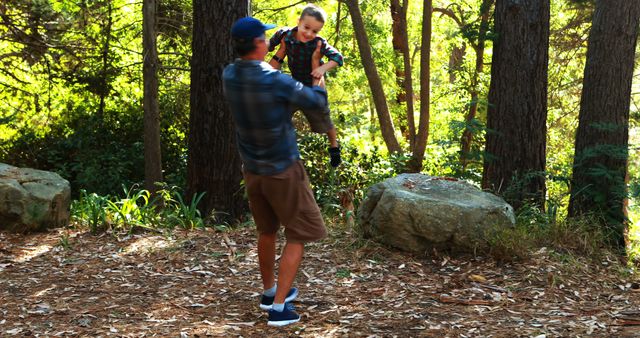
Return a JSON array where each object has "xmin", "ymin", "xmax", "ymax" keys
[
  {"xmin": 358, "ymin": 173, "xmax": 515, "ymax": 254},
  {"xmin": 0, "ymin": 163, "xmax": 71, "ymax": 232}
]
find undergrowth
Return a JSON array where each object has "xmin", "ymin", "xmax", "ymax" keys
[{"xmin": 486, "ymin": 204, "xmax": 623, "ymax": 264}]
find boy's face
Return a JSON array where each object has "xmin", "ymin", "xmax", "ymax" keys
[{"xmin": 296, "ymin": 15, "xmax": 324, "ymax": 43}]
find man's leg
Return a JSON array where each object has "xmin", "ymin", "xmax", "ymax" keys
[
  {"xmin": 273, "ymin": 241, "xmax": 304, "ymax": 304},
  {"xmin": 258, "ymin": 232, "xmax": 277, "ymax": 290}
]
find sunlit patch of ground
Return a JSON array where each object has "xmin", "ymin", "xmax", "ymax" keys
[{"xmin": 120, "ymin": 235, "xmax": 174, "ymax": 255}]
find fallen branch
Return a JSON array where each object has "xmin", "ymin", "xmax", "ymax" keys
[{"xmin": 438, "ymin": 294, "xmax": 494, "ymax": 306}]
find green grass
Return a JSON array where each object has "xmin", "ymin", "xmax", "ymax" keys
[
  {"xmin": 71, "ymin": 184, "xmax": 206, "ymax": 234},
  {"xmin": 486, "ymin": 206, "xmax": 615, "ymax": 262}
]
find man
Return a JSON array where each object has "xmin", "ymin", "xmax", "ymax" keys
[{"xmin": 222, "ymin": 17, "xmax": 330, "ymax": 327}]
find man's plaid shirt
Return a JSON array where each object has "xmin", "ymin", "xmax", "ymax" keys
[
  {"xmin": 223, "ymin": 60, "xmax": 328, "ymax": 175},
  {"xmin": 268, "ymin": 27, "xmax": 344, "ymax": 86}
]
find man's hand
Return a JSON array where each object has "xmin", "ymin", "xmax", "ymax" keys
[
  {"xmin": 311, "ymin": 40, "xmax": 322, "ymax": 69},
  {"xmin": 328, "ymin": 146, "xmax": 341, "ymax": 168},
  {"xmin": 311, "ymin": 40, "xmax": 325, "ymax": 87},
  {"xmin": 311, "ymin": 65, "xmax": 329, "ymax": 79},
  {"xmin": 312, "ymin": 75, "xmax": 325, "ymax": 88}
]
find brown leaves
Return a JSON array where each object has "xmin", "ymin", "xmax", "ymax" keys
[{"xmin": 0, "ymin": 227, "xmax": 639, "ymax": 336}]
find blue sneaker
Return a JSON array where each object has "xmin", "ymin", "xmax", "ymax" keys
[
  {"xmin": 267, "ymin": 303, "xmax": 300, "ymax": 327},
  {"xmin": 259, "ymin": 287, "xmax": 298, "ymax": 310}
]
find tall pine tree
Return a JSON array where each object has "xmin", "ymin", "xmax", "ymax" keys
[
  {"xmin": 569, "ymin": 0, "xmax": 640, "ymax": 248},
  {"xmin": 482, "ymin": 0, "xmax": 550, "ymax": 210},
  {"xmin": 187, "ymin": 0, "xmax": 249, "ymax": 221}
]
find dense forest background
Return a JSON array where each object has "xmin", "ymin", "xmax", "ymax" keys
[{"xmin": 1, "ymin": 0, "xmax": 639, "ymax": 257}]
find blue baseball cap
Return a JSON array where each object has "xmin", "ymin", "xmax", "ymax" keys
[{"xmin": 231, "ymin": 17, "xmax": 276, "ymax": 40}]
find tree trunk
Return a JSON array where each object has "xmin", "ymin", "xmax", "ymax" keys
[
  {"xmin": 482, "ymin": 0, "xmax": 550, "ymax": 210},
  {"xmin": 569, "ymin": 0, "xmax": 640, "ymax": 248},
  {"xmin": 334, "ymin": 2, "xmax": 342, "ymax": 49},
  {"xmin": 344, "ymin": 0, "xmax": 401, "ymax": 153},
  {"xmin": 187, "ymin": 0, "xmax": 248, "ymax": 222},
  {"xmin": 143, "ymin": 0, "xmax": 163, "ymax": 195},
  {"xmin": 98, "ymin": 0, "xmax": 113, "ymax": 123},
  {"xmin": 460, "ymin": 0, "xmax": 494, "ymax": 170},
  {"xmin": 410, "ymin": 0, "xmax": 432, "ymax": 172},
  {"xmin": 391, "ymin": 0, "xmax": 416, "ymax": 151}
]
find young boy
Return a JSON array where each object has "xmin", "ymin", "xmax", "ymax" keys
[{"xmin": 268, "ymin": 4, "xmax": 344, "ymax": 167}]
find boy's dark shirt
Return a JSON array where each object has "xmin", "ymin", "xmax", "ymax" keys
[{"xmin": 268, "ymin": 27, "xmax": 344, "ymax": 86}]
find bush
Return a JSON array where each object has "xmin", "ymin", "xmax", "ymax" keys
[
  {"xmin": 486, "ymin": 204, "xmax": 610, "ymax": 262},
  {"xmin": 297, "ymin": 132, "xmax": 409, "ymax": 214},
  {"xmin": 2, "ymin": 103, "xmax": 187, "ymax": 197},
  {"xmin": 71, "ymin": 184, "xmax": 207, "ymax": 233}
]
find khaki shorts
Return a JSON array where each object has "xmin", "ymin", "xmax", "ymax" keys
[
  {"xmin": 243, "ymin": 161, "xmax": 327, "ymax": 243},
  {"xmin": 301, "ymin": 105, "xmax": 334, "ymax": 133}
]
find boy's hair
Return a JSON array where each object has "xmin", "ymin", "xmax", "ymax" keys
[
  {"xmin": 232, "ymin": 34, "xmax": 264, "ymax": 56},
  {"xmin": 300, "ymin": 4, "xmax": 326, "ymax": 23}
]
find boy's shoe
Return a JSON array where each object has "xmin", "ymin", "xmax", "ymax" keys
[
  {"xmin": 267, "ymin": 303, "xmax": 301, "ymax": 327},
  {"xmin": 259, "ymin": 287, "xmax": 298, "ymax": 310}
]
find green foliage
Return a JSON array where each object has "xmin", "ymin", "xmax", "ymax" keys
[
  {"xmin": 572, "ymin": 143, "xmax": 628, "ymax": 231},
  {"xmin": 628, "ymin": 215, "xmax": 640, "ymax": 263},
  {"xmin": 1, "ymin": 0, "xmax": 191, "ymax": 197},
  {"xmin": 105, "ymin": 185, "xmax": 157, "ymax": 232},
  {"xmin": 2, "ymin": 110, "xmax": 146, "ymax": 196},
  {"xmin": 336, "ymin": 268, "xmax": 351, "ymax": 278},
  {"xmin": 70, "ymin": 184, "xmax": 207, "ymax": 233},
  {"xmin": 157, "ymin": 186, "xmax": 206, "ymax": 230},
  {"xmin": 428, "ymin": 116, "xmax": 488, "ymax": 183},
  {"xmin": 3, "ymin": 0, "xmax": 640, "ymax": 259},
  {"xmin": 298, "ymin": 132, "xmax": 408, "ymax": 213},
  {"xmin": 72, "ymin": 190, "xmax": 109, "ymax": 233},
  {"xmin": 486, "ymin": 204, "xmax": 609, "ymax": 261},
  {"xmin": 57, "ymin": 231, "xmax": 72, "ymax": 250}
]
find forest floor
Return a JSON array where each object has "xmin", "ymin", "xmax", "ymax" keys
[{"xmin": 1, "ymin": 223, "xmax": 640, "ymax": 337}]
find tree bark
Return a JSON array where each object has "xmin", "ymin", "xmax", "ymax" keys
[
  {"xmin": 143, "ymin": 0, "xmax": 163, "ymax": 195},
  {"xmin": 482, "ymin": 0, "xmax": 550, "ymax": 210},
  {"xmin": 343, "ymin": 0, "xmax": 401, "ymax": 153},
  {"xmin": 391, "ymin": 0, "xmax": 416, "ymax": 151},
  {"xmin": 569, "ymin": 0, "xmax": 640, "ymax": 247},
  {"xmin": 187, "ymin": 0, "xmax": 248, "ymax": 222},
  {"xmin": 411, "ymin": 0, "xmax": 432, "ymax": 172}
]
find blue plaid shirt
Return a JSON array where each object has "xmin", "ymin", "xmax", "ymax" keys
[
  {"xmin": 269, "ymin": 27, "xmax": 344, "ymax": 86},
  {"xmin": 223, "ymin": 59, "xmax": 328, "ymax": 175}
]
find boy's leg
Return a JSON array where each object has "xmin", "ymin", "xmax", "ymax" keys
[
  {"xmin": 273, "ymin": 241, "xmax": 304, "ymax": 304},
  {"xmin": 258, "ymin": 232, "xmax": 277, "ymax": 290},
  {"xmin": 310, "ymin": 41, "xmax": 340, "ymax": 164},
  {"xmin": 327, "ymin": 125, "xmax": 341, "ymax": 167},
  {"xmin": 326, "ymin": 127, "xmax": 338, "ymax": 148}
]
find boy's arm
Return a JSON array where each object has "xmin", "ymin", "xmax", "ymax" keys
[
  {"xmin": 311, "ymin": 60, "xmax": 339, "ymax": 79},
  {"xmin": 267, "ymin": 28, "xmax": 287, "ymax": 52},
  {"xmin": 321, "ymin": 39, "xmax": 344, "ymax": 66},
  {"xmin": 310, "ymin": 39, "xmax": 344, "ymax": 78},
  {"xmin": 268, "ymin": 39, "xmax": 287, "ymax": 70}
]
